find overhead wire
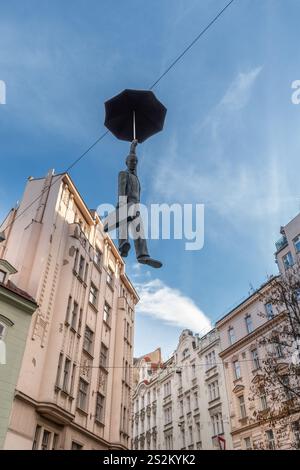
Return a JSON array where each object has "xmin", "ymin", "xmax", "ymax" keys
[{"xmin": 0, "ymin": 0, "xmax": 236, "ymax": 234}]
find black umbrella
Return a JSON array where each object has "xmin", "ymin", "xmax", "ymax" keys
[{"xmin": 104, "ymin": 89, "xmax": 167, "ymax": 143}]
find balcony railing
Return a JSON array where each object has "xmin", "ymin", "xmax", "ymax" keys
[{"xmin": 275, "ymin": 236, "xmax": 288, "ymax": 252}]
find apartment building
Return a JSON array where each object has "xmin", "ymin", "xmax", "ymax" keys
[
  {"xmin": 216, "ymin": 212, "xmax": 300, "ymax": 450},
  {"xmin": 132, "ymin": 329, "xmax": 232, "ymax": 450},
  {"xmin": 0, "ymin": 170, "xmax": 138, "ymax": 450},
  {"xmin": 0, "ymin": 259, "xmax": 38, "ymax": 448}
]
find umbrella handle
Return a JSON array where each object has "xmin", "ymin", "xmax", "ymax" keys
[{"xmin": 133, "ymin": 110, "xmax": 136, "ymax": 141}]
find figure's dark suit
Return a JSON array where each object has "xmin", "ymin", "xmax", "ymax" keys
[{"xmin": 118, "ymin": 169, "xmax": 149, "ymax": 259}]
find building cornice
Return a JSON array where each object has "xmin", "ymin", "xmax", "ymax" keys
[
  {"xmin": 0, "ymin": 285, "xmax": 38, "ymax": 314},
  {"xmin": 216, "ymin": 276, "xmax": 279, "ymax": 328},
  {"xmin": 219, "ymin": 312, "xmax": 285, "ymax": 359}
]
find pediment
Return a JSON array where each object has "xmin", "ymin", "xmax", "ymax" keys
[
  {"xmin": 232, "ymin": 384, "xmax": 245, "ymax": 394},
  {"xmin": 251, "ymin": 373, "xmax": 264, "ymax": 385}
]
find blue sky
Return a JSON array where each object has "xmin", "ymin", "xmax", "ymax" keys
[{"xmin": 1, "ymin": 0, "xmax": 300, "ymax": 359}]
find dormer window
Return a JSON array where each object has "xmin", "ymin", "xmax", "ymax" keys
[
  {"xmin": 182, "ymin": 348, "xmax": 189, "ymax": 359},
  {"xmin": 0, "ymin": 270, "xmax": 6, "ymax": 283},
  {"xmin": 0, "ymin": 259, "xmax": 17, "ymax": 285}
]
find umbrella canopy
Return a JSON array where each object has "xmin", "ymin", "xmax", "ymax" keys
[{"xmin": 104, "ymin": 89, "xmax": 167, "ymax": 143}]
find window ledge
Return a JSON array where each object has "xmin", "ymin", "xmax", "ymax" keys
[
  {"xmin": 76, "ymin": 406, "xmax": 88, "ymax": 416},
  {"xmin": 82, "ymin": 348, "xmax": 94, "ymax": 360},
  {"xmin": 88, "ymin": 301, "xmax": 98, "ymax": 312}
]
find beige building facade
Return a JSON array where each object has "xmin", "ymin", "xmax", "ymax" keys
[
  {"xmin": 216, "ymin": 212, "xmax": 300, "ymax": 450},
  {"xmin": 0, "ymin": 170, "xmax": 138, "ymax": 450}
]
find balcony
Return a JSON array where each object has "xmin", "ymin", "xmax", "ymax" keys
[{"xmin": 275, "ymin": 235, "xmax": 288, "ymax": 253}]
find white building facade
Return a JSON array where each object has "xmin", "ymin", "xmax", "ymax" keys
[{"xmin": 132, "ymin": 329, "xmax": 232, "ymax": 450}]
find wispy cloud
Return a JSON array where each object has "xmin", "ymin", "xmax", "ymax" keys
[
  {"xmin": 135, "ymin": 278, "xmax": 212, "ymax": 334},
  {"xmin": 220, "ymin": 66, "xmax": 263, "ymax": 111},
  {"xmin": 202, "ymin": 66, "xmax": 263, "ymax": 137}
]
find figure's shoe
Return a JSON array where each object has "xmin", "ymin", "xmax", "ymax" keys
[
  {"xmin": 119, "ymin": 242, "xmax": 131, "ymax": 258},
  {"xmin": 137, "ymin": 256, "xmax": 162, "ymax": 269}
]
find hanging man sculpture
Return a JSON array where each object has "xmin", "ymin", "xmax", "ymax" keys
[
  {"xmin": 117, "ymin": 140, "xmax": 162, "ymax": 269},
  {"xmin": 103, "ymin": 88, "xmax": 167, "ymax": 269}
]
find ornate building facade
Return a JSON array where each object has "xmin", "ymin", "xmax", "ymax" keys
[{"xmin": 132, "ymin": 329, "xmax": 232, "ymax": 450}]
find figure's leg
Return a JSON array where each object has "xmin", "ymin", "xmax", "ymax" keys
[
  {"xmin": 132, "ymin": 212, "xmax": 162, "ymax": 269},
  {"xmin": 118, "ymin": 217, "xmax": 131, "ymax": 258}
]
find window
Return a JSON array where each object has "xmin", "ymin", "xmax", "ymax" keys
[
  {"xmin": 211, "ymin": 412, "xmax": 224, "ymax": 436},
  {"xmin": 251, "ymin": 349, "xmax": 260, "ymax": 370},
  {"xmin": 0, "ymin": 322, "xmax": 6, "ymax": 340},
  {"xmin": 107, "ymin": 267, "xmax": 114, "ymax": 288},
  {"xmin": 89, "ymin": 283, "xmax": 98, "ymax": 307},
  {"xmin": 195, "ymin": 421, "xmax": 201, "ymax": 441},
  {"xmin": 294, "ymin": 235, "xmax": 300, "ymax": 253},
  {"xmin": 100, "ymin": 343, "xmax": 108, "ymax": 368},
  {"xmin": 165, "ymin": 432, "xmax": 173, "ymax": 450},
  {"xmin": 189, "ymin": 426, "xmax": 193, "ymax": 446},
  {"xmin": 209, "ymin": 380, "xmax": 220, "ymax": 401},
  {"xmin": 62, "ymin": 358, "xmax": 71, "ymax": 392},
  {"xmin": 238, "ymin": 395, "xmax": 247, "ymax": 418},
  {"xmin": 83, "ymin": 326, "xmax": 94, "ymax": 354},
  {"xmin": 163, "ymin": 381, "xmax": 171, "ymax": 397},
  {"xmin": 78, "ymin": 308, "xmax": 83, "ymax": 334},
  {"xmin": 266, "ymin": 429, "xmax": 276, "ymax": 450},
  {"xmin": 205, "ymin": 350, "xmax": 216, "ymax": 370},
  {"xmin": 32, "ymin": 425, "xmax": 42, "ymax": 450},
  {"xmin": 164, "ymin": 406, "xmax": 172, "ymax": 424},
  {"xmin": 65, "ymin": 296, "xmax": 72, "ymax": 324},
  {"xmin": 103, "ymin": 302, "xmax": 111, "ymax": 325},
  {"xmin": 265, "ymin": 303, "xmax": 274, "ymax": 320},
  {"xmin": 84, "ymin": 263, "xmax": 89, "ymax": 283},
  {"xmin": 94, "ymin": 247, "xmax": 102, "ymax": 267},
  {"xmin": 182, "ymin": 348, "xmax": 189, "ymax": 359},
  {"xmin": 55, "ymin": 353, "xmax": 63, "ymax": 388},
  {"xmin": 181, "ymin": 428, "xmax": 186, "ymax": 448},
  {"xmin": 0, "ymin": 269, "xmax": 6, "ymax": 283},
  {"xmin": 260, "ymin": 392, "xmax": 268, "ymax": 411},
  {"xmin": 295, "ymin": 289, "xmax": 300, "ymax": 302},
  {"xmin": 245, "ymin": 315, "xmax": 253, "ymax": 334},
  {"xmin": 70, "ymin": 364, "xmax": 76, "ymax": 396},
  {"xmin": 273, "ymin": 336, "xmax": 283, "ymax": 358},
  {"xmin": 95, "ymin": 393, "xmax": 105, "ymax": 423},
  {"xmin": 282, "ymin": 375, "xmax": 293, "ymax": 400},
  {"xmin": 192, "ymin": 363, "xmax": 196, "ymax": 377},
  {"xmin": 194, "ymin": 391, "xmax": 199, "ymax": 409},
  {"xmin": 244, "ymin": 437, "xmax": 252, "ymax": 450},
  {"xmin": 228, "ymin": 327, "xmax": 235, "ymax": 345},
  {"xmin": 71, "ymin": 302, "xmax": 78, "ymax": 330},
  {"xmin": 71, "ymin": 441, "xmax": 83, "ymax": 450},
  {"xmin": 33, "ymin": 427, "xmax": 59, "ymax": 450},
  {"xmin": 292, "ymin": 421, "xmax": 300, "ymax": 449},
  {"xmin": 41, "ymin": 430, "xmax": 51, "ymax": 450},
  {"xmin": 52, "ymin": 434, "xmax": 58, "ymax": 450},
  {"xmin": 283, "ymin": 251, "xmax": 294, "ymax": 269},
  {"xmin": 186, "ymin": 395, "xmax": 191, "ymax": 413},
  {"xmin": 78, "ymin": 255, "xmax": 85, "ymax": 278},
  {"xmin": 73, "ymin": 249, "xmax": 79, "ymax": 272},
  {"xmin": 77, "ymin": 378, "xmax": 89, "ymax": 411},
  {"xmin": 179, "ymin": 400, "xmax": 184, "ymax": 416},
  {"xmin": 233, "ymin": 360, "xmax": 241, "ymax": 379}
]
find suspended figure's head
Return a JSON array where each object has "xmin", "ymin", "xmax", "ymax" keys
[{"xmin": 126, "ymin": 152, "xmax": 138, "ymax": 173}]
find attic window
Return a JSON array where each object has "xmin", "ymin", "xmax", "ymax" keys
[
  {"xmin": 182, "ymin": 348, "xmax": 189, "ymax": 359},
  {"xmin": 0, "ymin": 270, "xmax": 6, "ymax": 284}
]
